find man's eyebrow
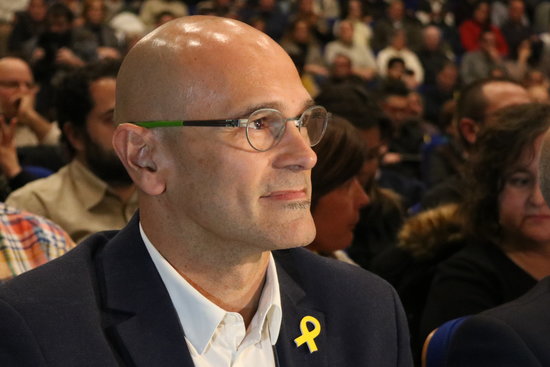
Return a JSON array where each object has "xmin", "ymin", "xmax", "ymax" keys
[{"xmin": 233, "ymin": 99, "xmax": 316, "ymax": 119}]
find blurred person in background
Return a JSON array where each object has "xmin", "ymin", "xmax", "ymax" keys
[
  {"xmin": 7, "ymin": 0, "xmax": 47, "ymax": 57},
  {"xmin": 371, "ymin": 0, "xmax": 423, "ymax": 53},
  {"xmin": 6, "ymin": 59, "xmax": 137, "ymax": 243},
  {"xmin": 139, "ymin": 0, "xmax": 188, "ymax": 31},
  {"xmin": 77, "ymin": 0, "xmax": 125, "ymax": 59},
  {"xmin": 0, "ymin": 57, "xmax": 60, "ymax": 147},
  {"xmin": 420, "ymin": 102, "xmax": 550, "ymax": 344},
  {"xmin": 0, "ymin": 115, "xmax": 74, "ymax": 280},
  {"xmin": 325, "ymin": 19, "xmax": 377, "ymax": 82},
  {"xmin": 280, "ymin": 18, "xmax": 328, "ymax": 96},
  {"xmin": 458, "ymin": 0, "xmax": 508, "ymax": 56},
  {"xmin": 377, "ymin": 29, "xmax": 424, "ymax": 87},
  {"xmin": 26, "ymin": 2, "xmax": 99, "ymax": 119},
  {"xmin": 308, "ymin": 115, "xmax": 369, "ymax": 263}
]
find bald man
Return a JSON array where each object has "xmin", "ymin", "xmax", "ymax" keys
[
  {"xmin": 0, "ymin": 17, "xmax": 412, "ymax": 367},
  {"xmin": 0, "ymin": 57, "xmax": 60, "ymax": 147}
]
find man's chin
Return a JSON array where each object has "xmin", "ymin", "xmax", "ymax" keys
[{"xmin": 270, "ymin": 218, "xmax": 316, "ymax": 250}]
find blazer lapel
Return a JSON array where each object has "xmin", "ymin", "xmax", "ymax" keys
[
  {"xmin": 95, "ymin": 215, "xmax": 195, "ymax": 367},
  {"xmin": 274, "ymin": 251, "xmax": 329, "ymax": 367}
]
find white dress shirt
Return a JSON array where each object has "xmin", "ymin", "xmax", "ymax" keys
[{"xmin": 140, "ymin": 224, "xmax": 282, "ymax": 367}]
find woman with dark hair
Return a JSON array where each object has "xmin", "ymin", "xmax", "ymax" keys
[
  {"xmin": 458, "ymin": 0, "xmax": 508, "ymax": 56},
  {"xmin": 420, "ymin": 102, "xmax": 550, "ymax": 340},
  {"xmin": 307, "ymin": 115, "xmax": 370, "ymax": 262}
]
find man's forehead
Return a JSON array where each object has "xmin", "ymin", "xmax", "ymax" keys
[{"xmin": 116, "ymin": 16, "xmax": 302, "ymax": 123}]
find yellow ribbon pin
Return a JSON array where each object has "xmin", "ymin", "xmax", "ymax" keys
[{"xmin": 294, "ymin": 315, "xmax": 321, "ymax": 353}]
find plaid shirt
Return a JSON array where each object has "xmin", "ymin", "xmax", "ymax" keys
[{"xmin": 0, "ymin": 202, "xmax": 75, "ymax": 281}]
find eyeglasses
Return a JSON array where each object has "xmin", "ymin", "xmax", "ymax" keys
[{"xmin": 132, "ymin": 105, "xmax": 330, "ymax": 152}]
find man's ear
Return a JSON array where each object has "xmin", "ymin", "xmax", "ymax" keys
[
  {"xmin": 63, "ymin": 122, "xmax": 85, "ymax": 153},
  {"xmin": 458, "ymin": 117, "xmax": 479, "ymax": 145},
  {"xmin": 112, "ymin": 123, "xmax": 166, "ymax": 196}
]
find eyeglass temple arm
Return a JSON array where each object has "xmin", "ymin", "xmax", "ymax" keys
[{"xmin": 131, "ymin": 120, "xmax": 242, "ymax": 128}]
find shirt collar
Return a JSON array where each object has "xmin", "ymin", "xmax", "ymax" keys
[{"xmin": 139, "ymin": 223, "xmax": 282, "ymax": 354}]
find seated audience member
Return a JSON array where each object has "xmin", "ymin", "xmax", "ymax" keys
[
  {"xmin": 380, "ymin": 56, "xmax": 418, "ymax": 90},
  {"xmin": 279, "ymin": 18, "xmax": 328, "ymax": 95},
  {"xmin": 6, "ymin": 60, "xmax": 137, "ymax": 243},
  {"xmin": 417, "ymin": 25, "xmax": 454, "ymax": 87},
  {"xmin": 500, "ymin": 0, "xmax": 533, "ymax": 62},
  {"xmin": 0, "ymin": 57, "xmax": 60, "ymax": 147},
  {"xmin": 26, "ymin": 2, "xmax": 99, "ymax": 119},
  {"xmin": 356, "ymin": 115, "xmax": 408, "ymax": 264},
  {"xmin": 7, "ymin": 0, "xmax": 47, "ymax": 57},
  {"xmin": 458, "ymin": 0, "xmax": 508, "ymax": 56},
  {"xmin": 421, "ymin": 100, "xmax": 462, "ymax": 189},
  {"xmin": 288, "ymin": 0, "xmax": 333, "ymax": 45},
  {"xmin": 0, "ymin": 16, "xmax": 413, "ymax": 366},
  {"xmin": 377, "ymin": 80, "xmax": 429, "ymax": 183},
  {"xmin": 422, "ymin": 62, "xmax": 459, "ymax": 128},
  {"xmin": 238, "ymin": 0, "xmax": 289, "ymax": 42},
  {"xmin": 440, "ymin": 129, "xmax": 550, "ymax": 366},
  {"xmin": 324, "ymin": 20, "xmax": 377, "ymax": 81},
  {"xmin": 108, "ymin": 10, "xmax": 147, "ymax": 50},
  {"xmin": 460, "ymin": 30, "xmax": 508, "ymax": 85},
  {"xmin": 0, "ymin": 114, "xmax": 50, "ymax": 200},
  {"xmin": 0, "ymin": 200, "xmax": 74, "ymax": 282},
  {"xmin": 504, "ymin": 39, "xmax": 542, "ymax": 83},
  {"xmin": 77, "ymin": 0, "xmax": 125, "ymax": 59},
  {"xmin": 370, "ymin": 0, "xmax": 423, "ymax": 53},
  {"xmin": 307, "ymin": 115, "xmax": 370, "ymax": 263},
  {"xmin": 376, "ymin": 29, "xmax": 424, "ymax": 87},
  {"xmin": 420, "ymin": 103, "xmax": 550, "ymax": 345},
  {"xmin": 422, "ymin": 78, "xmax": 530, "ymax": 209},
  {"xmin": 314, "ymin": 85, "xmax": 407, "ymax": 268},
  {"xmin": 339, "ymin": 0, "xmax": 373, "ymax": 47},
  {"xmin": 321, "ymin": 53, "xmax": 366, "ymax": 89},
  {"xmin": 139, "ymin": 0, "xmax": 188, "ymax": 31}
]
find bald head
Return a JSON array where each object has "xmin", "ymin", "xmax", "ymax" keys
[
  {"xmin": 0, "ymin": 57, "xmax": 30, "ymax": 73},
  {"xmin": 116, "ymin": 16, "xmax": 301, "ymax": 123},
  {"xmin": 0, "ymin": 57, "xmax": 35, "ymax": 118}
]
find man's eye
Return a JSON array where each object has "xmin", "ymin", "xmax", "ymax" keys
[{"xmin": 252, "ymin": 118, "xmax": 268, "ymax": 130}]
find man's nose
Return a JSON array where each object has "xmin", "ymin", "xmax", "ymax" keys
[{"xmin": 272, "ymin": 120, "xmax": 317, "ymax": 171}]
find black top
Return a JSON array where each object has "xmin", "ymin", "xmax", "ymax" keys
[{"xmin": 419, "ymin": 242, "xmax": 537, "ymax": 341}]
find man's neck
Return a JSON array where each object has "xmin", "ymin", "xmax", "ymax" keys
[
  {"xmin": 177, "ymin": 252, "xmax": 270, "ymax": 327},
  {"xmin": 142, "ymin": 212, "xmax": 271, "ymax": 327}
]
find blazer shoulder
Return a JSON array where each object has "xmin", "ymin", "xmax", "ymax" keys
[{"xmin": 0, "ymin": 229, "xmax": 118, "ymax": 302}]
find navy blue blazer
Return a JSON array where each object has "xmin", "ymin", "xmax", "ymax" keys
[
  {"xmin": 446, "ymin": 276, "xmax": 550, "ymax": 367},
  {"xmin": 0, "ymin": 215, "xmax": 412, "ymax": 366}
]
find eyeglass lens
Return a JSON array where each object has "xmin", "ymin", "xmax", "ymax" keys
[{"xmin": 245, "ymin": 106, "xmax": 328, "ymax": 151}]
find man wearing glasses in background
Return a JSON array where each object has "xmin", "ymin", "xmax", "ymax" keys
[
  {"xmin": 0, "ymin": 57, "xmax": 60, "ymax": 147},
  {"xmin": 0, "ymin": 16, "xmax": 412, "ymax": 367}
]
